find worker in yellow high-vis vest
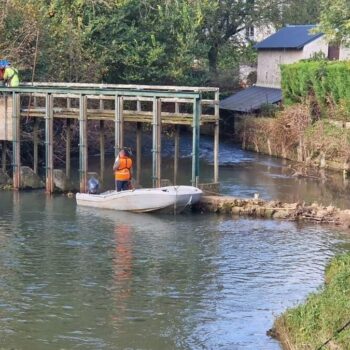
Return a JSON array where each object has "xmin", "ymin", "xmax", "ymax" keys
[{"xmin": 3, "ymin": 63, "xmax": 19, "ymax": 87}]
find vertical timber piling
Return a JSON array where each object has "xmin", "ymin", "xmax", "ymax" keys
[
  {"xmin": 214, "ymin": 90, "xmax": 220, "ymax": 183},
  {"xmin": 45, "ymin": 93, "xmax": 54, "ymax": 193},
  {"xmin": 33, "ymin": 118, "xmax": 39, "ymax": 174},
  {"xmin": 79, "ymin": 95, "xmax": 87, "ymax": 193},
  {"xmin": 12, "ymin": 93, "xmax": 21, "ymax": 190},
  {"xmin": 65, "ymin": 118, "xmax": 71, "ymax": 179}
]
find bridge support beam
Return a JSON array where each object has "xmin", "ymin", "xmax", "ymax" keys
[
  {"xmin": 65, "ymin": 118, "xmax": 71, "ymax": 179},
  {"xmin": 79, "ymin": 95, "xmax": 88, "ymax": 193},
  {"xmin": 12, "ymin": 93, "xmax": 21, "ymax": 190},
  {"xmin": 214, "ymin": 90, "xmax": 220, "ymax": 183},
  {"xmin": 192, "ymin": 97, "xmax": 201, "ymax": 186},
  {"xmin": 100, "ymin": 120, "xmax": 105, "ymax": 182},
  {"xmin": 45, "ymin": 93, "xmax": 54, "ymax": 193}
]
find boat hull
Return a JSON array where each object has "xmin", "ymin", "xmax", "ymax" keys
[{"xmin": 76, "ymin": 186, "xmax": 202, "ymax": 213}]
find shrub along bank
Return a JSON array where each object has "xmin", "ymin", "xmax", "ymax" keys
[
  {"xmin": 281, "ymin": 60, "xmax": 350, "ymax": 120},
  {"xmin": 236, "ymin": 103, "xmax": 350, "ymax": 173},
  {"xmin": 272, "ymin": 253, "xmax": 350, "ymax": 349},
  {"xmin": 236, "ymin": 60, "xmax": 350, "ymax": 171}
]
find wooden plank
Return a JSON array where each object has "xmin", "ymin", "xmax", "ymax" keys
[
  {"xmin": 79, "ymin": 95, "xmax": 88, "ymax": 193},
  {"xmin": 20, "ymin": 81, "xmax": 218, "ymax": 93},
  {"xmin": 152, "ymin": 98, "xmax": 162, "ymax": 188},
  {"xmin": 214, "ymin": 91, "xmax": 220, "ymax": 183},
  {"xmin": 45, "ymin": 94, "xmax": 54, "ymax": 193},
  {"xmin": 0, "ymin": 86, "xmax": 201, "ymax": 99},
  {"xmin": 0, "ymin": 94, "xmax": 13, "ymax": 141},
  {"xmin": 174, "ymin": 125, "xmax": 180, "ymax": 185},
  {"xmin": 192, "ymin": 97, "xmax": 201, "ymax": 186},
  {"xmin": 66, "ymin": 118, "xmax": 71, "ymax": 178},
  {"xmin": 115, "ymin": 95, "xmax": 123, "ymax": 157},
  {"xmin": 136, "ymin": 122, "xmax": 142, "ymax": 185},
  {"xmin": 33, "ymin": 118, "xmax": 39, "ymax": 174},
  {"xmin": 12, "ymin": 93, "xmax": 20, "ymax": 189},
  {"xmin": 100, "ymin": 120, "xmax": 105, "ymax": 182},
  {"xmin": 1, "ymin": 141, "xmax": 6, "ymax": 171}
]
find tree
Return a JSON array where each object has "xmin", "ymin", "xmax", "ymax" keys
[
  {"xmin": 317, "ymin": 0, "xmax": 350, "ymax": 45},
  {"xmin": 198, "ymin": 0, "xmax": 281, "ymax": 74},
  {"xmin": 278, "ymin": 0, "xmax": 321, "ymax": 27}
]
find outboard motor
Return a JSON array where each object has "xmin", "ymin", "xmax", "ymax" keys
[{"xmin": 88, "ymin": 177, "xmax": 100, "ymax": 194}]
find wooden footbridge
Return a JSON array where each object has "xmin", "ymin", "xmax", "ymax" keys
[{"xmin": 0, "ymin": 83, "xmax": 219, "ymax": 193}]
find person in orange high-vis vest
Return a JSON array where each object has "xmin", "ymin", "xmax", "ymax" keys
[{"xmin": 113, "ymin": 149, "xmax": 133, "ymax": 191}]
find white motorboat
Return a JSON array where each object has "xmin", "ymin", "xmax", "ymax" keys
[{"xmin": 76, "ymin": 186, "xmax": 203, "ymax": 213}]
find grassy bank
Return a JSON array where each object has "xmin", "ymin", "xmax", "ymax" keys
[{"xmin": 273, "ymin": 253, "xmax": 350, "ymax": 349}]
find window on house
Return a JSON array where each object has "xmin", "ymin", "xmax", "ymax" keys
[{"xmin": 246, "ymin": 26, "xmax": 254, "ymax": 39}]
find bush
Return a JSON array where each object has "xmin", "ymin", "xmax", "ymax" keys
[{"xmin": 281, "ymin": 61, "xmax": 350, "ymax": 120}]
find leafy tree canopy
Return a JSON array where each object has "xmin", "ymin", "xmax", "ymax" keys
[{"xmin": 317, "ymin": 0, "xmax": 350, "ymax": 45}]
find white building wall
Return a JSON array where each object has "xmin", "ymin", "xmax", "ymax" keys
[
  {"xmin": 340, "ymin": 47, "xmax": 350, "ymax": 60},
  {"xmin": 301, "ymin": 36, "xmax": 328, "ymax": 59},
  {"xmin": 256, "ymin": 50, "xmax": 303, "ymax": 88},
  {"xmin": 256, "ymin": 37, "xmax": 329, "ymax": 88}
]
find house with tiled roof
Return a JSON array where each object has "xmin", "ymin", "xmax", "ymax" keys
[{"xmin": 220, "ymin": 25, "xmax": 350, "ymax": 113}]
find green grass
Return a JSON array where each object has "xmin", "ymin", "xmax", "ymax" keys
[{"xmin": 274, "ymin": 253, "xmax": 350, "ymax": 350}]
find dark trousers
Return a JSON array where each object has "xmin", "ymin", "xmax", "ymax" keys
[{"xmin": 116, "ymin": 180, "xmax": 130, "ymax": 192}]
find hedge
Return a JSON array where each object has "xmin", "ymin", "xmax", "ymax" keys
[{"xmin": 281, "ymin": 61, "xmax": 350, "ymax": 118}]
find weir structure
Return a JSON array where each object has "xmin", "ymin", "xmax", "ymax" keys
[{"xmin": 0, "ymin": 83, "xmax": 219, "ymax": 193}]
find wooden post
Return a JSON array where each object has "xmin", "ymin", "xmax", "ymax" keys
[
  {"xmin": 174, "ymin": 125, "xmax": 180, "ymax": 185},
  {"xmin": 66, "ymin": 118, "xmax": 71, "ymax": 178},
  {"xmin": 152, "ymin": 97, "xmax": 161, "ymax": 188},
  {"xmin": 115, "ymin": 95, "xmax": 123, "ymax": 157},
  {"xmin": 174, "ymin": 102, "xmax": 180, "ymax": 185},
  {"xmin": 45, "ymin": 93, "xmax": 54, "ymax": 193},
  {"xmin": 100, "ymin": 120, "xmax": 105, "ymax": 182},
  {"xmin": 12, "ymin": 93, "xmax": 21, "ymax": 190},
  {"xmin": 33, "ymin": 118, "xmax": 39, "ymax": 174},
  {"xmin": 214, "ymin": 90, "xmax": 219, "ymax": 183},
  {"xmin": 136, "ymin": 122, "xmax": 142, "ymax": 185},
  {"xmin": 192, "ymin": 97, "xmax": 201, "ymax": 186},
  {"xmin": 1, "ymin": 141, "xmax": 6, "ymax": 172},
  {"xmin": 79, "ymin": 95, "xmax": 88, "ymax": 193}
]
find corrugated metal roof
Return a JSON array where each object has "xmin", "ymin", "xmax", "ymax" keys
[
  {"xmin": 220, "ymin": 86, "xmax": 282, "ymax": 112},
  {"xmin": 254, "ymin": 25, "xmax": 323, "ymax": 50}
]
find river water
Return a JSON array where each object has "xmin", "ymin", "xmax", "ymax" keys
[{"xmin": 1, "ymin": 136, "xmax": 350, "ymax": 350}]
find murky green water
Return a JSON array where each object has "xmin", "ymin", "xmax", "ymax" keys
[
  {"xmin": 2, "ymin": 137, "xmax": 350, "ymax": 349},
  {"xmin": 1, "ymin": 190, "xmax": 350, "ymax": 350}
]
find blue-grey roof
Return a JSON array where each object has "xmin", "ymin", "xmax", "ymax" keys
[
  {"xmin": 254, "ymin": 25, "xmax": 323, "ymax": 50},
  {"xmin": 220, "ymin": 86, "xmax": 282, "ymax": 112}
]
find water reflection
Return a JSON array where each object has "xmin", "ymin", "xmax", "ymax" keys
[{"xmin": 2, "ymin": 139, "xmax": 350, "ymax": 349}]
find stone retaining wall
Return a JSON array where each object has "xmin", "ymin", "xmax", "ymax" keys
[{"xmin": 195, "ymin": 195, "xmax": 350, "ymax": 228}]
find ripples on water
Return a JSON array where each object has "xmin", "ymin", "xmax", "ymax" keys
[{"xmin": 0, "ymin": 191, "xmax": 349, "ymax": 349}]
